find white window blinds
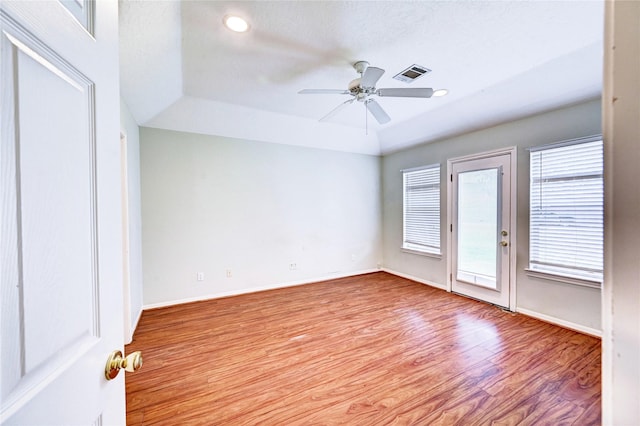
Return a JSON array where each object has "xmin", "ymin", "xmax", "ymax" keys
[
  {"xmin": 529, "ymin": 137, "xmax": 603, "ymax": 283},
  {"xmin": 403, "ymin": 164, "xmax": 441, "ymax": 254}
]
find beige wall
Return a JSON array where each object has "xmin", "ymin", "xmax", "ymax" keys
[{"xmin": 140, "ymin": 128, "xmax": 382, "ymax": 306}]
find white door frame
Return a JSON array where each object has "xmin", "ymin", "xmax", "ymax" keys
[
  {"xmin": 446, "ymin": 147, "xmax": 518, "ymax": 311},
  {"xmin": 121, "ymin": 131, "xmax": 133, "ymax": 343}
]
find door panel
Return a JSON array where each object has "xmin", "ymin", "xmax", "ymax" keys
[
  {"xmin": 17, "ymin": 23, "xmax": 98, "ymax": 375},
  {"xmin": 450, "ymin": 152, "xmax": 513, "ymax": 309},
  {"xmin": 1, "ymin": 1, "xmax": 124, "ymax": 424}
]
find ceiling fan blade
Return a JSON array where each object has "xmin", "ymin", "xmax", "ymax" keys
[
  {"xmin": 377, "ymin": 88, "xmax": 434, "ymax": 98},
  {"xmin": 365, "ymin": 99, "xmax": 391, "ymax": 124},
  {"xmin": 360, "ymin": 66, "xmax": 385, "ymax": 88},
  {"xmin": 319, "ymin": 98, "xmax": 356, "ymax": 122},
  {"xmin": 298, "ymin": 89, "xmax": 350, "ymax": 95}
]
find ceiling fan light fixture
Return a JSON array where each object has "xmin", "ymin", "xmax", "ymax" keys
[
  {"xmin": 223, "ymin": 15, "xmax": 250, "ymax": 33},
  {"xmin": 433, "ymin": 89, "xmax": 449, "ymax": 97}
]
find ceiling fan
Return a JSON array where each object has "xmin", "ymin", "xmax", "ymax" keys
[{"xmin": 298, "ymin": 61, "xmax": 445, "ymax": 125}]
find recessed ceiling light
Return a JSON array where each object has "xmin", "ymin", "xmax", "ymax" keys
[
  {"xmin": 433, "ymin": 89, "xmax": 448, "ymax": 97},
  {"xmin": 223, "ymin": 15, "xmax": 250, "ymax": 33}
]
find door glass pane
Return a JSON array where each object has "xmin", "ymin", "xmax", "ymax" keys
[{"xmin": 457, "ymin": 168, "xmax": 498, "ymax": 289}]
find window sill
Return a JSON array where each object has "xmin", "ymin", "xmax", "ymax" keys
[
  {"xmin": 525, "ymin": 269, "xmax": 602, "ymax": 289},
  {"xmin": 401, "ymin": 247, "xmax": 442, "ymax": 260}
]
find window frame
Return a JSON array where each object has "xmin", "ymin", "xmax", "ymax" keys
[
  {"xmin": 527, "ymin": 135, "xmax": 603, "ymax": 287},
  {"xmin": 402, "ymin": 163, "xmax": 442, "ymax": 257}
]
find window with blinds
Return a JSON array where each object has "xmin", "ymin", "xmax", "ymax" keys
[
  {"xmin": 403, "ymin": 164, "xmax": 441, "ymax": 255},
  {"xmin": 529, "ymin": 137, "xmax": 603, "ymax": 283}
]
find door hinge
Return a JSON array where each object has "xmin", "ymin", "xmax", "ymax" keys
[
  {"xmin": 450, "ymin": 273, "xmax": 453, "ymax": 282},
  {"xmin": 450, "ymin": 174, "xmax": 453, "ymax": 182},
  {"xmin": 450, "ymin": 224, "xmax": 453, "ymax": 232}
]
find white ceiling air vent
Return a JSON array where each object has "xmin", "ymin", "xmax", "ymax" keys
[{"xmin": 393, "ymin": 64, "xmax": 431, "ymax": 83}]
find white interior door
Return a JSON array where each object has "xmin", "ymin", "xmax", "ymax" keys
[
  {"xmin": 448, "ymin": 149, "xmax": 515, "ymax": 309},
  {"xmin": 1, "ymin": 1, "xmax": 125, "ymax": 424}
]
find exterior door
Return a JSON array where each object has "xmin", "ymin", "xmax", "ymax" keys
[
  {"xmin": 0, "ymin": 1, "xmax": 125, "ymax": 424},
  {"xmin": 448, "ymin": 149, "xmax": 515, "ymax": 309}
]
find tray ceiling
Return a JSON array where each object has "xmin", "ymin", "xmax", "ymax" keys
[{"xmin": 120, "ymin": 1, "xmax": 604, "ymax": 155}]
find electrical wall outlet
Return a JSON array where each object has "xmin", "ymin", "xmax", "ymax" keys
[
  {"xmin": 196, "ymin": 272, "xmax": 204, "ymax": 281},
  {"xmin": 289, "ymin": 263, "xmax": 297, "ymax": 270}
]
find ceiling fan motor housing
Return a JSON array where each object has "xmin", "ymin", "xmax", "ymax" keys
[
  {"xmin": 349, "ymin": 77, "xmax": 376, "ymax": 102},
  {"xmin": 348, "ymin": 78, "xmax": 361, "ymax": 91}
]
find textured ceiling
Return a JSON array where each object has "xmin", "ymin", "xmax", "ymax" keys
[{"xmin": 119, "ymin": 1, "xmax": 604, "ymax": 155}]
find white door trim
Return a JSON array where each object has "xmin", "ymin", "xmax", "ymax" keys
[
  {"xmin": 446, "ymin": 146, "xmax": 518, "ymax": 310},
  {"xmin": 121, "ymin": 131, "xmax": 133, "ymax": 344}
]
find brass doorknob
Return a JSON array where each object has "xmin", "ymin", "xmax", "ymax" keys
[
  {"xmin": 500, "ymin": 240, "xmax": 509, "ymax": 247},
  {"xmin": 105, "ymin": 350, "xmax": 143, "ymax": 380}
]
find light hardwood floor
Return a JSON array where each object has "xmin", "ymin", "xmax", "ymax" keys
[{"xmin": 125, "ymin": 272, "xmax": 600, "ymax": 425}]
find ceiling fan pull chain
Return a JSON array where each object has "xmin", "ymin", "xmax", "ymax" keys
[{"xmin": 365, "ymin": 100, "xmax": 368, "ymax": 135}]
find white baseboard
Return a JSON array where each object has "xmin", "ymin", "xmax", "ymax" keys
[
  {"xmin": 517, "ymin": 307, "xmax": 602, "ymax": 338},
  {"xmin": 142, "ymin": 268, "xmax": 381, "ymax": 311},
  {"xmin": 381, "ymin": 268, "xmax": 447, "ymax": 291}
]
